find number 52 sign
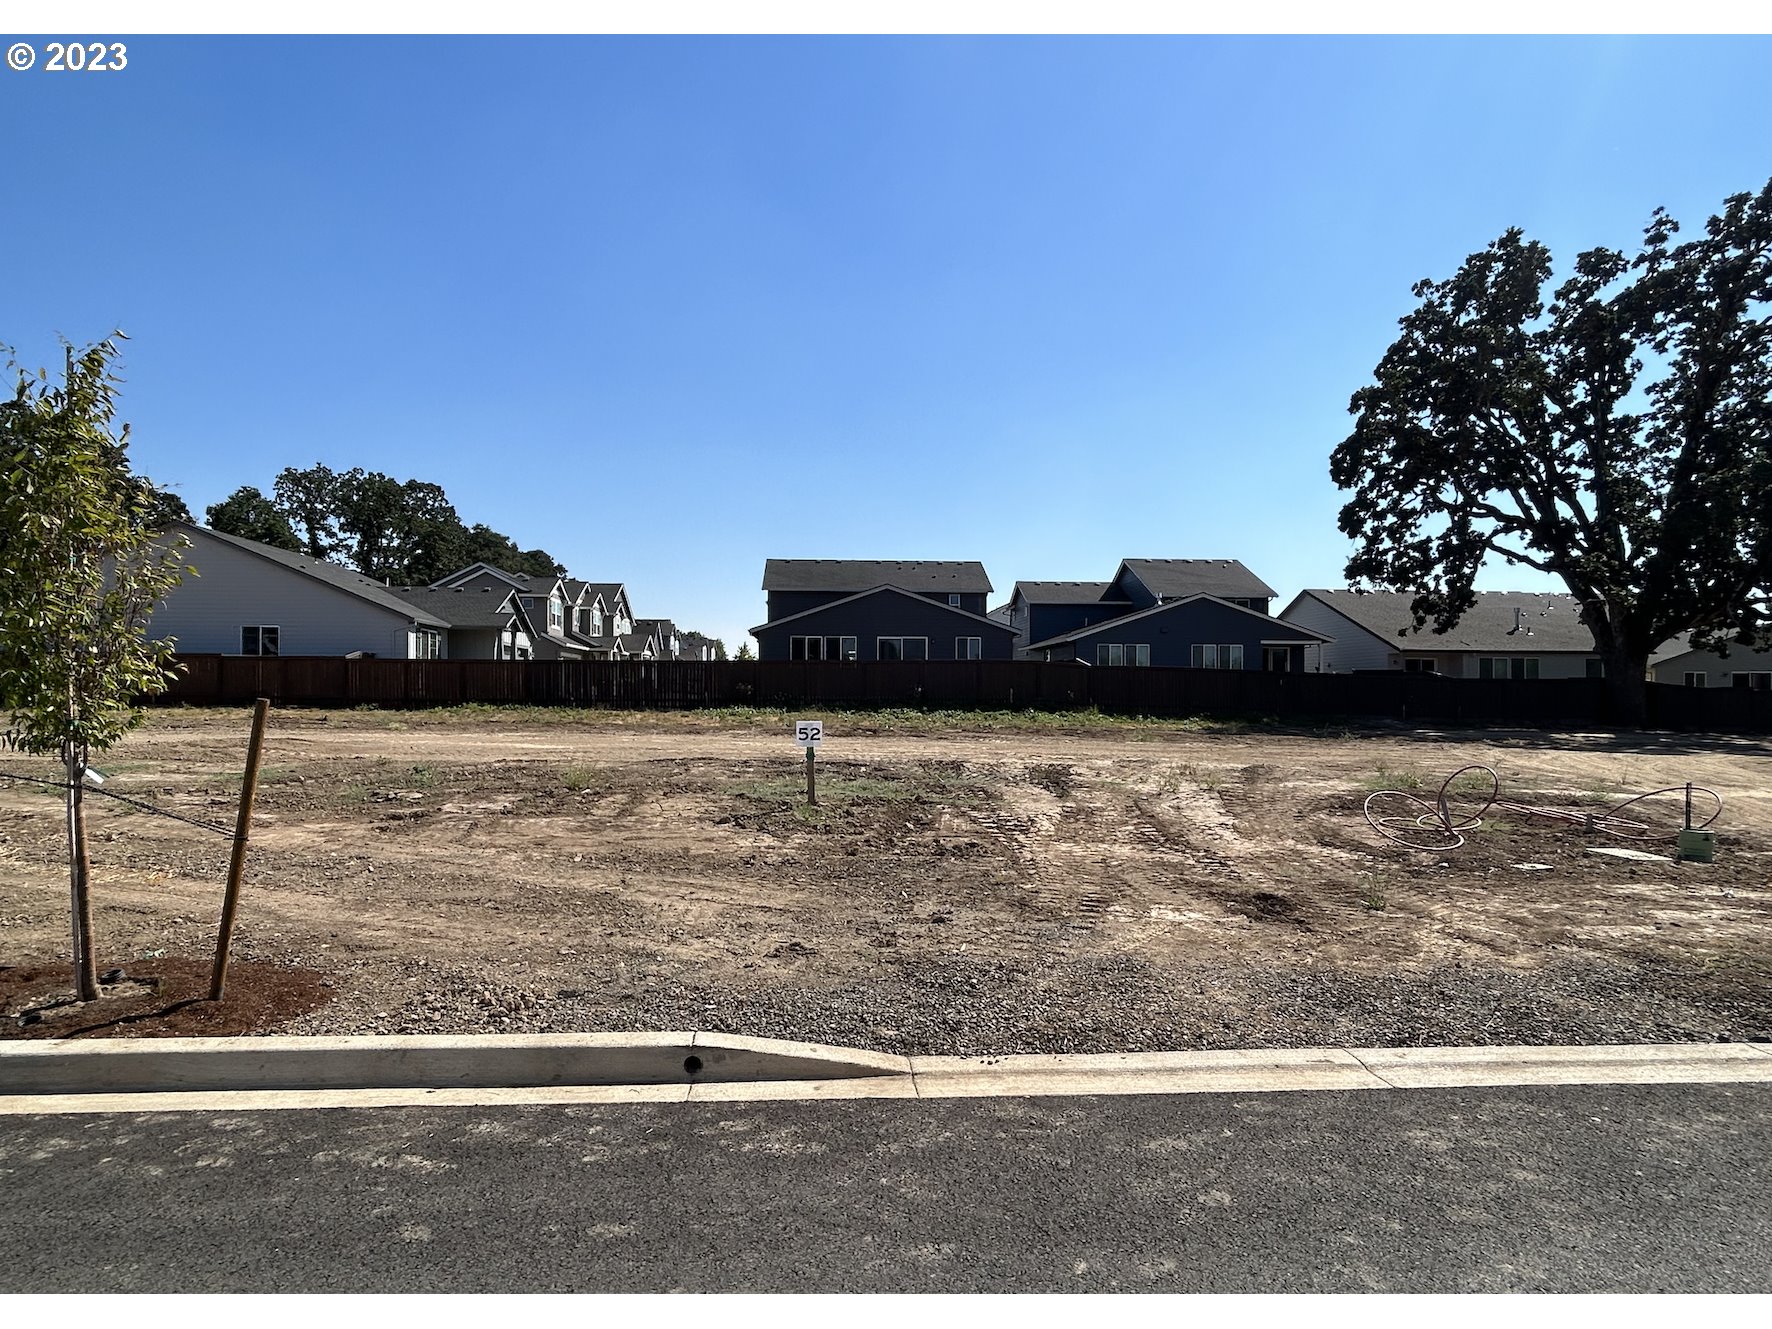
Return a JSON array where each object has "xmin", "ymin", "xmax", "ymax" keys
[{"xmin": 794, "ymin": 718, "xmax": 824, "ymax": 747}]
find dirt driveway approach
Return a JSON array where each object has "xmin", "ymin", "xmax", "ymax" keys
[{"xmin": 4, "ymin": 707, "xmax": 1770, "ymax": 1053}]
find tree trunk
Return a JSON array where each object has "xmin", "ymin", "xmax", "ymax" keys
[
  {"xmin": 1603, "ymin": 648, "xmax": 1651, "ymax": 729},
  {"xmin": 64, "ymin": 746, "xmax": 99, "ymax": 1001}
]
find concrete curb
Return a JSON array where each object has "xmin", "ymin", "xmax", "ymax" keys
[
  {"xmin": 1, "ymin": 1036, "xmax": 1768, "ymax": 1115},
  {"xmin": 0, "ymin": 1030, "xmax": 910, "ymax": 1096}
]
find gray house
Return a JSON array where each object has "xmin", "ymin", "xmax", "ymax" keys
[
  {"xmin": 1649, "ymin": 635, "xmax": 1772, "ymax": 689},
  {"xmin": 1014, "ymin": 560, "xmax": 1327, "ymax": 670},
  {"xmin": 384, "ymin": 586, "xmax": 535, "ymax": 660},
  {"xmin": 752, "ymin": 560, "xmax": 1017, "ymax": 662},
  {"xmin": 1280, "ymin": 589, "xmax": 1610, "ymax": 677},
  {"xmin": 151, "ymin": 523, "xmax": 452, "ymax": 658}
]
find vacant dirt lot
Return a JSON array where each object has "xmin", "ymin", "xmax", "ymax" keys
[{"xmin": 4, "ymin": 707, "xmax": 1770, "ymax": 1053}]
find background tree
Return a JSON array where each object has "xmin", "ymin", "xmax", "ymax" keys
[
  {"xmin": 207, "ymin": 485, "xmax": 302, "ymax": 550},
  {"xmin": 272, "ymin": 463, "xmax": 344, "ymax": 560},
  {"xmin": 1330, "ymin": 178, "xmax": 1772, "ymax": 725},
  {"xmin": 734, "ymin": 641, "xmax": 756, "ymax": 661},
  {"xmin": 135, "ymin": 482, "xmax": 192, "ymax": 529},
  {"xmin": 0, "ymin": 335, "xmax": 189, "ymax": 999}
]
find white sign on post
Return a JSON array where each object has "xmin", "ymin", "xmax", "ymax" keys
[{"xmin": 794, "ymin": 719, "xmax": 824, "ymax": 747}]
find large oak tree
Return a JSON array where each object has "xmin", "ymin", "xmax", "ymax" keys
[{"xmin": 1331, "ymin": 179, "xmax": 1772, "ymax": 725}]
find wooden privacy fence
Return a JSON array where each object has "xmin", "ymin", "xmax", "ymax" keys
[{"xmin": 152, "ymin": 655, "xmax": 1772, "ymax": 733}]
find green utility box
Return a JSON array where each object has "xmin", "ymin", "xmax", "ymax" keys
[{"xmin": 1677, "ymin": 829, "xmax": 1716, "ymax": 863}]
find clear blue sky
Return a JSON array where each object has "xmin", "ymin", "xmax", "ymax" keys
[{"xmin": 5, "ymin": 36, "xmax": 1771, "ymax": 651}]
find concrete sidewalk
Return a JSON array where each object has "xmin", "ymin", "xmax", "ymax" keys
[{"xmin": 3, "ymin": 1032, "xmax": 1770, "ymax": 1115}]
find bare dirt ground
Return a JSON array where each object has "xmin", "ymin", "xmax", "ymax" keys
[{"xmin": 4, "ymin": 707, "xmax": 1770, "ymax": 1053}]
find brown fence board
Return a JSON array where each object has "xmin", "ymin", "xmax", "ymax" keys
[{"xmin": 146, "ymin": 655, "xmax": 1772, "ymax": 734}]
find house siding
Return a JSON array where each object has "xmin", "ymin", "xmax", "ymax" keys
[
  {"xmin": 756, "ymin": 591, "xmax": 1016, "ymax": 661},
  {"xmin": 1651, "ymin": 645, "xmax": 1772, "ymax": 686},
  {"xmin": 1041, "ymin": 598, "xmax": 1310, "ymax": 670},
  {"xmin": 1280, "ymin": 595, "xmax": 1393, "ymax": 673},
  {"xmin": 1020, "ymin": 602, "xmax": 1131, "ymax": 658},
  {"xmin": 151, "ymin": 530, "xmax": 427, "ymax": 658}
]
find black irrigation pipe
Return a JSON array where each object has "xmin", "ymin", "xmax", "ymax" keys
[{"xmin": 0, "ymin": 770, "xmax": 239, "ymax": 840}]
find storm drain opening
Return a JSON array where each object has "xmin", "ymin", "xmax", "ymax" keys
[{"xmin": 683, "ymin": 1055, "xmax": 704, "ymax": 1076}]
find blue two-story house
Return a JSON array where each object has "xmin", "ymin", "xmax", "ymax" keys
[
  {"xmin": 1010, "ymin": 559, "xmax": 1330, "ymax": 670},
  {"xmin": 752, "ymin": 559, "xmax": 1019, "ymax": 662}
]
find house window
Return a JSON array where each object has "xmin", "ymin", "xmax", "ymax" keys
[
  {"xmin": 1264, "ymin": 647, "xmax": 1292, "ymax": 672},
  {"xmin": 1585, "ymin": 658, "xmax": 1605, "ymax": 679},
  {"xmin": 1683, "ymin": 672, "xmax": 1706, "ymax": 687},
  {"xmin": 241, "ymin": 626, "xmax": 279, "ymax": 657},
  {"xmin": 948, "ymin": 594, "xmax": 961, "ymax": 607},
  {"xmin": 1095, "ymin": 643, "xmax": 1150, "ymax": 667},
  {"xmin": 1403, "ymin": 658, "xmax": 1437, "ymax": 673},
  {"xmin": 956, "ymin": 636, "xmax": 982, "ymax": 660},
  {"xmin": 548, "ymin": 596, "xmax": 563, "ymax": 630},
  {"xmin": 1479, "ymin": 657, "xmax": 1540, "ymax": 680},
  {"xmin": 1733, "ymin": 672, "xmax": 1771, "ymax": 691},
  {"xmin": 878, "ymin": 637, "xmax": 928, "ymax": 661},
  {"xmin": 791, "ymin": 636, "xmax": 858, "ymax": 661},
  {"xmin": 1188, "ymin": 643, "xmax": 1243, "ymax": 670},
  {"xmin": 415, "ymin": 630, "xmax": 443, "ymax": 659},
  {"xmin": 591, "ymin": 608, "xmax": 603, "ymax": 636}
]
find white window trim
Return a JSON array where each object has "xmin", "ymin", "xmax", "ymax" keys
[
  {"xmin": 1683, "ymin": 672, "xmax": 1706, "ymax": 687},
  {"xmin": 955, "ymin": 636, "xmax": 982, "ymax": 660}
]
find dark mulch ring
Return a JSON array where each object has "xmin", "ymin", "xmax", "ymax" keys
[{"xmin": 1, "ymin": 955, "xmax": 333, "ymax": 1039}]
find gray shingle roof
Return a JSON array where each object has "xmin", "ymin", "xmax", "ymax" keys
[
  {"xmin": 1012, "ymin": 580, "xmax": 1122, "ymax": 604},
  {"xmin": 1117, "ymin": 559, "xmax": 1277, "ymax": 600},
  {"xmin": 1294, "ymin": 589, "xmax": 1602, "ymax": 652},
  {"xmin": 385, "ymin": 586, "xmax": 523, "ymax": 630},
  {"xmin": 181, "ymin": 524, "xmax": 450, "ymax": 628},
  {"xmin": 762, "ymin": 559, "xmax": 993, "ymax": 594}
]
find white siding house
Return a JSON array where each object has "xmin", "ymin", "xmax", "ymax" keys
[{"xmin": 151, "ymin": 524, "xmax": 450, "ymax": 658}]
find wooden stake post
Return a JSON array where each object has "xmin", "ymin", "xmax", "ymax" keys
[
  {"xmin": 795, "ymin": 718, "xmax": 823, "ymax": 806},
  {"xmin": 210, "ymin": 697, "xmax": 271, "ymax": 1000}
]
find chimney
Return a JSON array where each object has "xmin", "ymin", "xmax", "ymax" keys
[{"xmin": 1512, "ymin": 607, "xmax": 1523, "ymax": 634}]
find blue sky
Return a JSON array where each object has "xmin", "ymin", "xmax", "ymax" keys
[{"xmin": 5, "ymin": 36, "xmax": 1771, "ymax": 651}]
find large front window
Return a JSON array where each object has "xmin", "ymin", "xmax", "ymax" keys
[
  {"xmin": 1734, "ymin": 672, "xmax": 1771, "ymax": 691},
  {"xmin": 878, "ymin": 637, "xmax": 928, "ymax": 661}
]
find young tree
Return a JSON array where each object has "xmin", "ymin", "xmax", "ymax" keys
[
  {"xmin": 734, "ymin": 641, "xmax": 756, "ymax": 661},
  {"xmin": 207, "ymin": 484, "xmax": 303, "ymax": 550},
  {"xmin": 1330, "ymin": 179, "xmax": 1772, "ymax": 725},
  {"xmin": 0, "ymin": 336, "xmax": 189, "ymax": 999}
]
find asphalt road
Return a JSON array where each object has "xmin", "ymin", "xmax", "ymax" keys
[{"xmin": 3, "ymin": 1083, "xmax": 1768, "ymax": 1292}]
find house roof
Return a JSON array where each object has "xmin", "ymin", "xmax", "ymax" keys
[
  {"xmin": 1287, "ymin": 589, "xmax": 1603, "ymax": 653},
  {"xmin": 1025, "ymin": 594, "xmax": 1331, "ymax": 651},
  {"xmin": 618, "ymin": 633, "xmax": 653, "ymax": 654},
  {"xmin": 431, "ymin": 562, "xmax": 533, "ymax": 592},
  {"xmin": 583, "ymin": 583, "xmax": 629, "ymax": 613},
  {"xmin": 762, "ymin": 559, "xmax": 993, "ymax": 594},
  {"xmin": 751, "ymin": 583, "xmax": 1020, "ymax": 636},
  {"xmin": 1114, "ymin": 559, "xmax": 1277, "ymax": 601},
  {"xmin": 385, "ymin": 586, "xmax": 524, "ymax": 630},
  {"xmin": 178, "ymin": 523, "xmax": 451, "ymax": 629},
  {"xmin": 1011, "ymin": 580, "xmax": 1122, "ymax": 605}
]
